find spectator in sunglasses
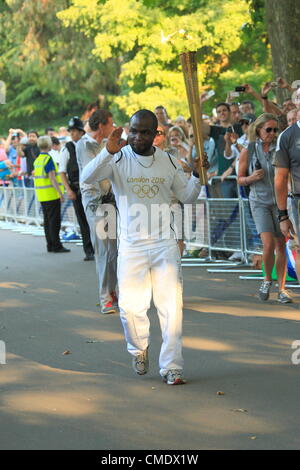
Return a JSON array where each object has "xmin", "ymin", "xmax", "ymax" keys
[{"xmin": 238, "ymin": 113, "xmax": 291, "ymax": 304}]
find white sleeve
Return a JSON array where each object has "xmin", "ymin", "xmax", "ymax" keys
[
  {"xmin": 80, "ymin": 147, "xmax": 114, "ymax": 185},
  {"xmin": 224, "ymin": 145, "xmax": 239, "ymax": 160},
  {"xmin": 59, "ymin": 146, "xmax": 70, "ymax": 173},
  {"xmin": 171, "ymin": 166, "xmax": 201, "ymax": 204}
]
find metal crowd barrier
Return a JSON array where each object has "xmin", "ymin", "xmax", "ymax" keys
[
  {"xmin": 0, "ymin": 186, "xmax": 78, "ymax": 232},
  {"xmin": 0, "ymin": 178, "xmax": 263, "ymax": 265},
  {"xmin": 183, "ymin": 176, "xmax": 263, "ymax": 269}
]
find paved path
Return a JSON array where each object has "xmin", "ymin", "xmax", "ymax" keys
[{"xmin": 0, "ymin": 227, "xmax": 300, "ymax": 450}]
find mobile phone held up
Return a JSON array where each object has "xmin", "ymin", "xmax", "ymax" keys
[
  {"xmin": 235, "ymin": 86, "xmax": 246, "ymax": 92},
  {"xmin": 206, "ymin": 90, "xmax": 215, "ymax": 99}
]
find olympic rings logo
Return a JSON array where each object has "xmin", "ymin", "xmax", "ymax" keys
[{"xmin": 131, "ymin": 184, "xmax": 159, "ymax": 198}]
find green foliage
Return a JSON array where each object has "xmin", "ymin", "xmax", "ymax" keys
[
  {"xmin": 0, "ymin": 0, "xmax": 272, "ymax": 133},
  {"xmin": 58, "ymin": 0, "xmax": 271, "ymax": 121},
  {"xmin": 0, "ymin": 0, "xmax": 118, "ymax": 133}
]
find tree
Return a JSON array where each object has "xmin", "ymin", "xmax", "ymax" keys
[
  {"xmin": 265, "ymin": 0, "xmax": 300, "ymax": 103},
  {"xmin": 0, "ymin": 0, "xmax": 274, "ymax": 130},
  {"xmin": 58, "ymin": 0, "xmax": 255, "ymax": 120},
  {"xmin": 0, "ymin": 0, "xmax": 118, "ymax": 132}
]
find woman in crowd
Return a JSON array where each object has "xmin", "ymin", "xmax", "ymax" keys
[
  {"xmin": 153, "ymin": 125, "xmax": 178, "ymax": 157},
  {"xmin": 238, "ymin": 113, "xmax": 292, "ymax": 303},
  {"xmin": 174, "ymin": 115, "xmax": 190, "ymax": 139},
  {"xmin": 168, "ymin": 125, "xmax": 190, "ymax": 161}
]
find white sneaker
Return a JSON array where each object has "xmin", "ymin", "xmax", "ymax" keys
[
  {"xmin": 161, "ymin": 369, "xmax": 186, "ymax": 385},
  {"xmin": 132, "ymin": 347, "xmax": 149, "ymax": 375},
  {"xmin": 259, "ymin": 280, "xmax": 272, "ymax": 301},
  {"xmin": 277, "ymin": 289, "xmax": 293, "ymax": 304}
]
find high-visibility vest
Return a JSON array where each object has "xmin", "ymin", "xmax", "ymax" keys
[{"xmin": 33, "ymin": 153, "xmax": 64, "ymax": 202}]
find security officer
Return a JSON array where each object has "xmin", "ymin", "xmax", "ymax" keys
[
  {"xmin": 33, "ymin": 135, "xmax": 70, "ymax": 253},
  {"xmin": 59, "ymin": 117, "xmax": 94, "ymax": 261}
]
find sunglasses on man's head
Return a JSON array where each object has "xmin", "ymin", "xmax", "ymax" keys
[{"xmin": 263, "ymin": 127, "xmax": 279, "ymax": 133}]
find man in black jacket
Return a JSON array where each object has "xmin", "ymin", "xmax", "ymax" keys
[
  {"xmin": 59, "ymin": 117, "xmax": 94, "ymax": 261},
  {"xmin": 24, "ymin": 130, "xmax": 40, "ymax": 187}
]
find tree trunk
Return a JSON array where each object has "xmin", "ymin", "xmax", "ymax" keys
[{"xmin": 265, "ymin": 0, "xmax": 300, "ymax": 103}]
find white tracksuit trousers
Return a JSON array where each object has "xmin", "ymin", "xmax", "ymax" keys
[
  {"xmin": 83, "ymin": 195, "xmax": 118, "ymax": 306},
  {"xmin": 117, "ymin": 242, "xmax": 184, "ymax": 375}
]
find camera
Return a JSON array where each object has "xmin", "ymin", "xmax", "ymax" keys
[{"xmin": 235, "ymin": 86, "xmax": 246, "ymax": 92}]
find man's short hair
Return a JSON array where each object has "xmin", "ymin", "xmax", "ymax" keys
[
  {"xmin": 88, "ymin": 109, "xmax": 112, "ymax": 131},
  {"xmin": 130, "ymin": 109, "xmax": 158, "ymax": 130},
  {"xmin": 241, "ymin": 100, "xmax": 255, "ymax": 111},
  {"xmin": 51, "ymin": 136, "xmax": 60, "ymax": 146},
  {"xmin": 155, "ymin": 105, "xmax": 167, "ymax": 112},
  {"xmin": 216, "ymin": 102, "xmax": 230, "ymax": 111},
  {"xmin": 154, "ymin": 105, "xmax": 169, "ymax": 118},
  {"xmin": 27, "ymin": 130, "xmax": 39, "ymax": 137}
]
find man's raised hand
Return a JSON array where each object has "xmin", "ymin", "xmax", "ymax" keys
[{"xmin": 106, "ymin": 126, "xmax": 126, "ymax": 154}]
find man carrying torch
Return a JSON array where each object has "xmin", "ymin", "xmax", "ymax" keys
[{"xmin": 80, "ymin": 109, "xmax": 203, "ymax": 385}]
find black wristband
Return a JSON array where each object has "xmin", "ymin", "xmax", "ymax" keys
[
  {"xmin": 261, "ymin": 95, "xmax": 268, "ymax": 99},
  {"xmin": 278, "ymin": 216, "xmax": 289, "ymax": 222},
  {"xmin": 278, "ymin": 209, "xmax": 288, "ymax": 217}
]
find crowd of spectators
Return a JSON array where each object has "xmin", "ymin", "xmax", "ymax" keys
[
  {"xmin": 0, "ymin": 126, "xmax": 71, "ymax": 187},
  {"xmin": 1, "ymin": 77, "xmax": 300, "ymax": 265},
  {"xmin": 1, "ymin": 77, "xmax": 299, "ymax": 191}
]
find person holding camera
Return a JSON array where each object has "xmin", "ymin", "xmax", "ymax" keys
[
  {"xmin": 238, "ymin": 113, "xmax": 291, "ymax": 303},
  {"xmin": 4, "ymin": 129, "xmax": 26, "ymax": 164},
  {"xmin": 202, "ymin": 102, "xmax": 243, "ymax": 198}
]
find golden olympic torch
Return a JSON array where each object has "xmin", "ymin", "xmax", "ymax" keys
[{"xmin": 180, "ymin": 51, "xmax": 207, "ymax": 185}]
